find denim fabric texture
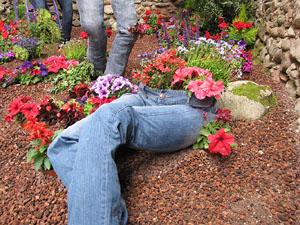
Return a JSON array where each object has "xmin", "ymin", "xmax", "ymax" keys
[
  {"xmin": 48, "ymin": 85, "xmax": 217, "ymax": 225},
  {"xmin": 76, "ymin": 0, "xmax": 138, "ymax": 76},
  {"xmin": 30, "ymin": 0, "xmax": 73, "ymax": 40}
]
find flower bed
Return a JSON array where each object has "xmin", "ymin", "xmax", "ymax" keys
[{"xmin": 2, "ymin": 7, "xmax": 258, "ymax": 171}]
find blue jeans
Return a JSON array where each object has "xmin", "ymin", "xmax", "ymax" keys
[
  {"xmin": 31, "ymin": 0, "xmax": 73, "ymax": 40},
  {"xmin": 48, "ymin": 85, "xmax": 217, "ymax": 225},
  {"xmin": 76, "ymin": 0, "xmax": 138, "ymax": 75}
]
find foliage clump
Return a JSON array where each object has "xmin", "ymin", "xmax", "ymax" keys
[{"xmin": 35, "ymin": 9, "xmax": 61, "ymax": 44}]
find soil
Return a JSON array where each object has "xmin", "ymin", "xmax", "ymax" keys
[{"xmin": 0, "ymin": 27, "xmax": 299, "ymax": 225}]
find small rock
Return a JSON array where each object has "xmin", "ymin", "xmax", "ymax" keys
[{"xmin": 277, "ymin": 213, "xmax": 289, "ymax": 221}]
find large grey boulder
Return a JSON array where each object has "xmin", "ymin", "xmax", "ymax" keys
[{"xmin": 217, "ymin": 81, "xmax": 277, "ymax": 120}]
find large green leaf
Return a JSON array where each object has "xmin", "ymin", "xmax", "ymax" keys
[{"xmin": 34, "ymin": 156, "xmax": 44, "ymax": 171}]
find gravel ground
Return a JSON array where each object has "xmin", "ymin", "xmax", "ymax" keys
[{"xmin": 0, "ymin": 27, "xmax": 299, "ymax": 224}]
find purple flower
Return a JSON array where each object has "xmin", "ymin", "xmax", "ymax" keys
[
  {"xmin": 39, "ymin": 63, "xmax": 48, "ymax": 77},
  {"xmin": 238, "ymin": 39, "xmax": 247, "ymax": 50},
  {"xmin": 21, "ymin": 61, "xmax": 33, "ymax": 70}
]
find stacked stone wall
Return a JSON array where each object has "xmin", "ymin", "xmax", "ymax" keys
[{"xmin": 255, "ymin": 0, "xmax": 300, "ymax": 99}]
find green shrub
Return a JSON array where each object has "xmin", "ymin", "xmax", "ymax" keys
[
  {"xmin": 58, "ymin": 39, "xmax": 87, "ymax": 61},
  {"xmin": 36, "ymin": 9, "xmax": 61, "ymax": 44},
  {"xmin": 182, "ymin": 0, "xmax": 255, "ymax": 34},
  {"xmin": 51, "ymin": 60, "xmax": 94, "ymax": 94},
  {"xmin": 227, "ymin": 4, "xmax": 259, "ymax": 47},
  {"xmin": 13, "ymin": 45, "xmax": 29, "ymax": 61}
]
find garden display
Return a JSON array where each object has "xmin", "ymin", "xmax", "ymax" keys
[{"xmin": 0, "ymin": 5, "xmax": 299, "ymax": 225}]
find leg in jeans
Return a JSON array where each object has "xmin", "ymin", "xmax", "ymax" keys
[
  {"xmin": 76, "ymin": 0, "xmax": 107, "ymax": 72},
  {"xmin": 104, "ymin": 0, "xmax": 138, "ymax": 76},
  {"xmin": 57, "ymin": 0, "xmax": 73, "ymax": 41},
  {"xmin": 48, "ymin": 92, "xmax": 216, "ymax": 225},
  {"xmin": 30, "ymin": 0, "xmax": 48, "ymax": 9},
  {"xmin": 48, "ymin": 94, "xmax": 143, "ymax": 190}
]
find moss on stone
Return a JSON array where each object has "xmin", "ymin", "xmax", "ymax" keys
[{"xmin": 231, "ymin": 82, "xmax": 277, "ymax": 107}]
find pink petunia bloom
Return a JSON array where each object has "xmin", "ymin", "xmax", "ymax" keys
[
  {"xmin": 172, "ymin": 67, "xmax": 208, "ymax": 86},
  {"xmin": 207, "ymin": 128, "xmax": 235, "ymax": 156},
  {"xmin": 21, "ymin": 102, "xmax": 40, "ymax": 118}
]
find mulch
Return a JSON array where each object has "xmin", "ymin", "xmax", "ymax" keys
[{"xmin": 0, "ymin": 27, "xmax": 299, "ymax": 225}]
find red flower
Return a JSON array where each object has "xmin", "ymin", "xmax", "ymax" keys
[
  {"xmin": 245, "ymin": 22, "xmax": 253, "ymax": 28},
  {"xmin": 145, "ymin": 10, "xmax": 152, "ymax": 16},
  {"xmin": 218, "ymin": 21, "xmax": 229, "ymax": 29},
  {"xmin": 8, "ymin": 100, "xmax": 23, "ymax": 116},
  {"xmin": 46, "ymin": 106, "xmax": 52, "ymax": 111},
  {"xmin": 156, "ymin": 11, "xmax": 161, "ymax": 14},
  {"xmin": 80, "ymin": 31, "xmax": 88, "ymax": 38},
  {"xmin": 21, "ymin": 102, "xmax": 40, "ymax": 118},
  {"xmin": 143, "ymin": 16, "xmax": 148, "ymax": 22},
  {"xmin": 106, "ymin": 29, "xmax": 112, "ymax": 38},
  {"xmin": 158, "ymin": 15, "xmax": 164, "ymax": 19},
  {"xmin": 207, "ymin": 128, "xmax": 235, "ymax": 156},
  {"xmin": 215, "ymin": 108, "xmax": 232, "ymax": 124},
  {"xmin": 2, "ymin": 31, "xmax": 9, "ymax": 39}
]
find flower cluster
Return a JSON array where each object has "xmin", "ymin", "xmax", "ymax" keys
[
  {"xmin": 143, "ymin": 10, "xmax": 164, "ymax": 34},
  {"xmin": 0, "ymin": 67, "xmax": 15, "ymax": 87},
  {"xmin": 5, "ymin": 97, "xmax": 40, "ymax": 123},
  {"xmin": 233, "ymin": 21, "xmax": 253, "ymax": 31},
  {"xmin": 132, "ymin": 49, "xmax": 186, "ymax": 89},
  {"xmin": 193, "ymin": 108, "xmax": 236, "ymax": 156},
  {"xmin": 185, "ymin": 68, "xmax": 224, "ymax": 100},
  {"xmin": 42, "ymin": 55, "xmax": 79, "ymax": 73},
  {"xmin": 90, "ymin": 75, "xmax": 138, "ymax": 99}
]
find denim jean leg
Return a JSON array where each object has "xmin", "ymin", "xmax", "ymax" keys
[
  {"xmin": 47, "ymin": 117, "xmax": 89, "ymax": 189},
  {"xmin": 47, "ymin": 94, "xmax": 144, "ymax": 190},
  {"xmin": 67, "ymin": 103, "xmax": 139, "ymax": 225},
  {"xmin": 30, "ymin": 0, "xmax": 48, "ymax": 9},
  {"xmin": 76, "ymin": 0, "xmax": 107, "ymax": 71},
  {"xmin": 57, "ymin": 0, "xmax": 73, "ymax": 40},
  {"xmin": 104, "ymin": 0, "xmax": 137, "ymax": 76}
]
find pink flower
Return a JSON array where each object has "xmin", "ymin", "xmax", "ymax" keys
[
  {"xmin": 8, "ymin": 99, "xmax": 23, "ymax": 116},
  {"xmin": 188, "ymin": 76, "xmax": 224, "ymax": 100},
  {"xmin": 172, "ymin": 67, "xmax": 210, "ymax": 86},
  {"xmin": 21, "ymin": 102, "xmax": 40, "ymax": 118},
  {"xmin": 207, "ymin": 128, "xmax": 235, "ymax": 156}
]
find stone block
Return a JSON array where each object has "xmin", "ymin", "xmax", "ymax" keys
[
  {"xmin": 281, "ymin": 38, "xmax": 291, "ymax": 51},
  {"xmin": 217, "ymin": 81, "xmax": 277, "ymax": 120},
  {"xmin": 271, "ymin": 69, "xmax": 281, "ymax": 83},
  {"xmin": 291, "ymin": 38, "xmax": 300, "ymax": 63},
  {"xmin": 285, "ymin": 80, "xmax": 297, "ymax": 97}
]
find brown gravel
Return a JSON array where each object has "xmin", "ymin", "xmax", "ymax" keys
[{"xmin": 0, "ymin": 27, "xmax": 299, "ymax": 225}]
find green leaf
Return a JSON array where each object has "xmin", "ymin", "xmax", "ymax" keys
[
  {"xmin": 231, "ymin": 142, "xmax": 238, "ymax": 147},
  {"xmin": 34, "ymin": 156, "xmax": 44, "ymax": 171},
  {"xmin": 224, "ymin": 127, "xmax": 231, "ymax": 132},
  {"xmin": 204, "ymin": 142, "xmax": 209, "ymax": 149},
  {"xmin": 30, "ymin": 139, "xmax": 42, "ymax": 147},
  {"xmin": 43, "ymin": 157, "xmax": 51, "ymax": 170},
  {"xmin": 27, "ymin": 148, "xmax": 40, "ymax": 162},
  {"xmin": 200, "ymin": 127, "xmax": 211, "ymax": 136},
  {"xmin": 39, "ymin": 144, "xmax": 48, "ymax": 153},
  {"xmin": 197, "ymin": 136, "xmax": 204, "ymax": 142}
]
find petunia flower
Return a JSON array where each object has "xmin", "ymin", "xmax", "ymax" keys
[
  {"xmin": 21, "ymin": 102, "xmax": 40, "ymax": 118},
  {"xmin": 207, "ymin": 128, "xmax": 235, "ymax": 155}
]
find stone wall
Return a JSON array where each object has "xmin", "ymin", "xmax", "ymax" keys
[
  {"xmin": 255, "ymin": 0, "xmax": 300, "ymax": 99},
  {"xmin": 1, "ymin": 0, "xmax": 183, "ymax": 28}
]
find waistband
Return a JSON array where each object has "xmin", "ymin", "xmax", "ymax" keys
[{"xmin": 138, "ymin": 83, "xmax": 217, "ymax": 110}]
